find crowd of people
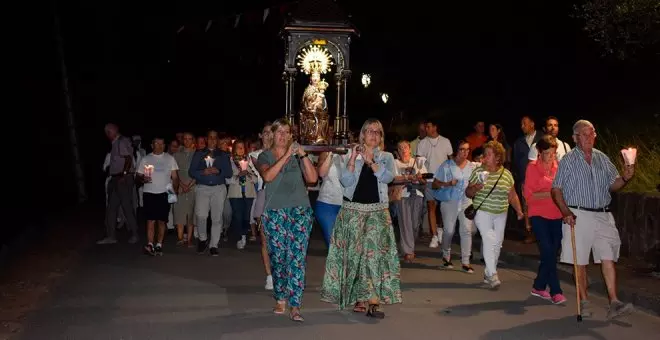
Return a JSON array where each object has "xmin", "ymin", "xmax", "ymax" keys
[{"xmin": 99, "ymin": 114, "xmax": 636, "ymax": 322}]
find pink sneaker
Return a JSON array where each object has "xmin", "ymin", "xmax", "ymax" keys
[
  {"xmin": 551, "ymin": 293, "xmax": 567, "ymax": 305},
  {"xmin": 530, "ymin": 288, "xmax": 551, "ymax": 300}
]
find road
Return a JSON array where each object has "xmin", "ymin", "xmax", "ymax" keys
[{"xmin": 19, "ymin": 237, "xmax": 660, "ymax": 340}]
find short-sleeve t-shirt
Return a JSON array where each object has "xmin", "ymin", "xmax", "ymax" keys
[
  {"xmin": 257, "ymin": 150, "xmax": 310, "ymax": 211},
  {"xmin": 137, "ymin": 153, "xmax": 179, "ymax": 194},
  {"xmin": 468, "ymin": 166, "xmax": 515, "ymax": 214}
]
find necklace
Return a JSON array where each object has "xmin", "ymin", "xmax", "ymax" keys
[{"xmin": 428, "ymin": 136, "xmax": 440, "ymax": 148}]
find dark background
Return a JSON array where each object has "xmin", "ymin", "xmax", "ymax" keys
[{"xmin": 17, "ymin": 0, "xmax": 660, "ymax": 213}]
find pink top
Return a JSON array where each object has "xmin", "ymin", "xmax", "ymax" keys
[{"xmin": 523, "ymin": 160, "xmax": 562, "ymax": 220}]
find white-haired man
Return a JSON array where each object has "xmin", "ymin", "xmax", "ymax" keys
[{"xmin": 551, "ymin": 119, "xmax": 635, "ymax": 319}]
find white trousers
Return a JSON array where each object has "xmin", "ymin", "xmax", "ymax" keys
[
  {"xmin": 475, "ymin": 210, "xmax": 508, "ymax": 276},
  {"xmin": 195, "ymin": 184, "xmax": 227, "ymax": 247},
  {"xmin": 440, "ymin": 200, "xmax": 475, "ymax": 265}
]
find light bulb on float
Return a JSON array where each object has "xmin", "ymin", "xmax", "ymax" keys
[{"xmin": 361, "ymin": 74, "xmax": 371, "ymax": 88}]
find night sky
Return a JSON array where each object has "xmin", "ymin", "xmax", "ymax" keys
[{"xmin": 18, "ymin": 0, "xmax": 660, "ymax": 207}]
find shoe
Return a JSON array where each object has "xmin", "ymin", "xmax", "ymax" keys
[
  {"xmin": 249, "ymin": 235, "xmax": 257, "ymax": 242},
  {"xmin": 461, "ymin": 265, "xmax": 474, "ymax": 274},
  {"xmin": 580, "ymin": 300, "xmax": 594, "ymax": 318},
  {"xmin": 209, "ymin": 247, "xmax": 219, "ymax": 256},
  {"xmin": 551, "ymin": 293, "xmax": 567, "ymax": 305},
  {"xmin": 607, "ymin": 300, "xmax": 634, "ymax": 320},
  {"xmin": 441, "ymin": 258, "xmax": 454, "ymax": 269},
  {"xmin": 265, "ymin": 275, "xmax": 273, "ymax": 290},
  {"xmin": 237, "ymin": 236, "xmax": 246, "ymax": 250},
  {"xmin": 154, "ymin": 244, "xmax": 163, "ymax": 256},
  {"xmin": 531, "ymin": 288, "xmax": 551, "ymax": 300},
  {"xmin": 97, "ymin": 237, "xmax": 117, "ymax": 245},
  {"xmin": 487, "ymin": 274, "xmax": 501, "ymax": 289},
  {"xmin": 128, "ymin": 235, "xmax": 139, "ymax": 244},
  {"xmin": 429, "ymin": 235, "xmax": 439, "ymax": 248},
  {"xmin": 144, "ymin": 244, "xmax": 155, "ymax": 256},
  {"xmin": 197, "ymin": 240, "xmax": 208, "ymax": 254}
]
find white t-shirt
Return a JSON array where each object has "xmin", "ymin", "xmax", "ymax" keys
[
  {"xmin": 415, "ymin": 135, "xmax": 453, "ymax": 181},
  {"xmin": 137, "ymin": 153, "xmax": 179, "ymax": 194},
  {"xmin": 528, "ymin": 138, "xmax": 571, "ymax": 162},
  {"xmin": 317, "ymin": 154, "xmax": 344, "ymax": 205},
  {"xmin": 393, "ymin": 158, "xmax": 427, "ymax": 198}
]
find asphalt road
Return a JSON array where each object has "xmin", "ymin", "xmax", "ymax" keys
[{"xmin": 18, "ymin": 238, "xmax": 660, "ymax": 340}]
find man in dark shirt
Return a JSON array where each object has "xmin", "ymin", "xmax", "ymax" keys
[{"xmin": 189, "ymin": 130, "xmax": 232, "ymax": 256}]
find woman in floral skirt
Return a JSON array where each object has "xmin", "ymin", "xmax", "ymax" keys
[{"xmin": 320, "ymin": 118, "xmax": 402, "ymax": 319}]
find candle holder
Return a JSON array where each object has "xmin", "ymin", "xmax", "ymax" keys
[{"xmin": 620, "ymin": 147, "xmax": 637, "ymax": 166}]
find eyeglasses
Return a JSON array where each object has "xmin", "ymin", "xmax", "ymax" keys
[{"xmin": 365, "ymin": 129, "xmax": 382, "ymax": 136}]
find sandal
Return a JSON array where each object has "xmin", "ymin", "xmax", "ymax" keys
[
  {"xmin": 366, "ymin": 304, "xmax": 385, "ymax": 319},
  {"xmin": 273, "ymin": 301, "xmax": 286, "ymax": 314},
  {"xmin": 289, "ymin": 309, "xmax": 304, "ymax": 322},
  {"xmin": 403, "ymin": 254, "xmax": 415, "ymax": 263},
  {"xmin": 353, "ymin": 302, "xmax": 367, "ymax": 313}
]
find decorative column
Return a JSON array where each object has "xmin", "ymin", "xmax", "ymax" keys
[
  {"xmin": 334, "ymin": 70, "xmax": 350, "ymax": 144},
  {"xmin": 283, "ymin": 71, "xmax": 290, "ymax": 118},
  {"xmin": 284, "ymin": 69, "xmax": 297, "ymax": 124}
]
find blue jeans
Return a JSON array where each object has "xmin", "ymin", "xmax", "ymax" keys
[
  {"xmin": 531, "ymin": 216, "xmax": 563, "ymax": 295},
  {"xmin": 314, "ymin": 200, "xmax": 341, "ymax": 247},
  {"xmin": 230, "ymin": 197, "xmax": 254, "ymax": 238}
]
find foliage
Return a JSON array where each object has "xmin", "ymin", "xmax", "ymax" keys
[
  {"xmin": 597, "ymin": 117, "xmax": 660, "ymax": 193},
  {"xmin": 573, "ymin": 0, "xmax": 660, "ymax": 59}
]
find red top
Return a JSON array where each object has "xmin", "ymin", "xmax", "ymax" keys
[
  {"xmin": 523, "ymin": 160, "xmax": 562, "ymax": 219},
  {"xmin": 466, "ymin": 133, "xmax": 488, "ymax": 160}
]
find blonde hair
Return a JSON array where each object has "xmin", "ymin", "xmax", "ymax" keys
[
  {"xmin": 483, "ymin": 140, "xmax": 506, "ymax": 166},
  {"xmin": 269, "ymin": 118, "xmax": 293, "ymax": 149},
  {"xmin": 359, "ymin": 118, "xmax": 385, "ymax": 150}
]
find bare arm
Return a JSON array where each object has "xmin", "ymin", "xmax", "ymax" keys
[
  {"xmin": 258, "ymin": 152, "xmax": 292, "ymax": 183},
  {"xmin": 465, "ymin": 183, "xmax": 483, "ymax": 198},
  {"xmin": 317, "ymin": 152, "xmax": 332, "ymax": 178},
  {"xmin": 508, "ymin": 187, "xmax": 523, "ymax": 217},
  {"xmin": 171, "ymin": 170, "xmax": 179, "ymax": 193},
  {"xmin": 300, "ymin": 156, "xmax": 318, "ymax": 184},
  {"xmin": 532, "ymin": 192, "xmax": 551, "ymax": 199},
  {"xmin": 551, "ymin": 187, "xmax": 575, "ymax": 225}
]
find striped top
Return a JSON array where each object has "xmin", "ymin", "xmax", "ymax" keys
[
  {"xmin": 552, "ymin": 147, "xmax": 619, "ymax": 209},
  {"xmin": 468, "ymin": 166, "xmax": 515, "ymax": 214}
]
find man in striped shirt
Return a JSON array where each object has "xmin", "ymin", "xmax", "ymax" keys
[{"xmin": 551, "ymin": 119, "xmax": 635, "ymax": 320}]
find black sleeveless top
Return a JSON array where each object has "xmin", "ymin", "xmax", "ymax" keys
[{"xmin": 345, "ymin": 164, "xmax": 380, "ymax": 204}]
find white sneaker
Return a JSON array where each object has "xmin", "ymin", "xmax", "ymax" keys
[
  {"xmin": 265, "ymin": 275, "xmax": 273, "ymax": 290},
  {"xmin": 237, "ymin": 236, "xmax": 246, "ymax": 249},
  {"xmin": 429, "ymin": 235, "xmax": 439, "ymax": 248},
  {"xmin": 487, "ymin": 274, "xmax": 501, "ymax": 288}
]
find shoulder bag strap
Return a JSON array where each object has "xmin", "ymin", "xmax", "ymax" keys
[{"xmin": 474, "ymin": 168, "xmax": 504, "ymax": 212}]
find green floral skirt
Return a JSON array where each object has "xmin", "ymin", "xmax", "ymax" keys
[{"xmin": 320, "ymin": 201, "xmax": 403, "ymax": 309}]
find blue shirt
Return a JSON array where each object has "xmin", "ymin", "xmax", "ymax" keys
[
  {"xmin": 434, "ymin": 159, "xmax": 478, "ymax": 206},
  {"xmin": 340, "ymin": 148, "xmax": 395, "ymax": 203},
  {"xmin": 552, "ymin": 147, "xmax": 619, "ymax": 209},
  {"xmin": 188, "ymin": 149, "xmax": 232, "ymax": 186}
]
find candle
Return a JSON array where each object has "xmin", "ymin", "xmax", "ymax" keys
[
  {"xmin": 620, "ymin": 147, "xmax": 637, "ymax": 165},
  {"xmin": 204, "ymin": 155, "xmax": 214, "ymax": 168},
  {"xmin": 239, "ymin": 159, "xmax": 248, "ymax": 171},
  {"xmin": 478, "ymin": 170, "xmax": 490, "ymax": 184},
  {"xmin": 144, "ymin": 164, "xmax": 154, "ymax": 178}
]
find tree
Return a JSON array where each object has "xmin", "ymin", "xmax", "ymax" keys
[{"xmin": 573, "ymin": 0, "xmax": 660, "ymax": 59}]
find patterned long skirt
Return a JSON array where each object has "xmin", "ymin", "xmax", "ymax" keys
[
  {"xmin": 262, "ymin": 206, "xmax": 314, "ymax": 308},
  {"xmin": 320, "ymin": 201, "xmax": 402, "ymax": 310}
]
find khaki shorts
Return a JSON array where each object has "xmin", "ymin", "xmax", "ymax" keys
[
  {"xmin": 173, "ymin": 189, "xmax": 195, "ymax": 226},
  {"xmin": 560, "ymin": 208, "xmax": 621, "ymax": 265}
]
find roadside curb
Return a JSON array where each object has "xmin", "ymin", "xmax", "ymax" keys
[{"xmin": 493, "ymin": 249, "xmax": 660, "ymax": 317}]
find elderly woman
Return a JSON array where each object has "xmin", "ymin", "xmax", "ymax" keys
[
  {"xmin": 392, "ymin": 140, "xmax": 427, "ymax": 262},
  {"xmin": 524, "ymin": 135, "xmax": 566, "ymax": 304},
  {"xmin": 256, "ymin": 119, "xmax": 318, "ymax": 322},
  {"xmin": 320, "ymin": 118, "xmax": 402, "ymax": 319},
  {"xmin": 466, "ymin": 141, "xmax": 523, "ymax": 288},
  {"xmin": 433, "ymin": 140, "xmax": 479, "ymax": 272}
]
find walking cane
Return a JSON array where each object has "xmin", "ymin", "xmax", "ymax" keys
[{"xmin": 570, "ymin": 221, "xmax": 582, "ymax": 322}]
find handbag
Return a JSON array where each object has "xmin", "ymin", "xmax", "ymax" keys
[
  {"xmin": 433, "ymin": 162, "xmax": 454, "ymax": 202},
  {"xmin": 464, "ymin": 168, "xmax": 504, "ymax": 220}
]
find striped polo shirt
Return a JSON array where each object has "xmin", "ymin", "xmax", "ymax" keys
[
  {"xmin": 468, "ymin": 166, "xmax": 515, "ymax": 214},
  {"xmin": 552, "ymin": 147, "xmax": 619, "ymax": 209}
]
